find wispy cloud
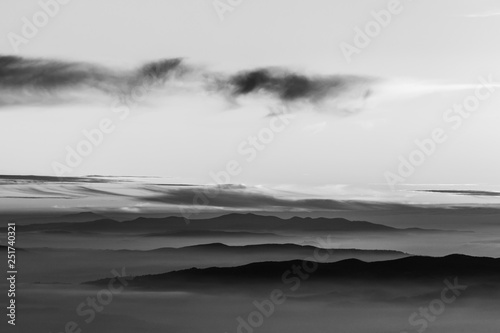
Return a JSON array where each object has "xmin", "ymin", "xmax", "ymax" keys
[
  {"xmin": 370, "ymin": 77, "xmax": 500, "ymax": 104},
  {"xmin": 0, "ymin": 174, "xmax": 122, "ymax": 185},
  {"xmin": 418, "ymin": 190, "xmax": 500, "ymax": 197}
]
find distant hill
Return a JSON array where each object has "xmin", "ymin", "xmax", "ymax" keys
[
  {"xmin": 174, "ymin": 243, "xmax": 409, "ymax": 256},
  {"xmin": 20, "ymin": 213, "xmax": 446, "ymax": 234},
  {"xmin": 58, "ymin": 212, "xmax": 110, "ymax": 222},
  {"xmin": 20, "ymin": 218, "xmax": 121, "ymax": 232},
  {"xmin": 12, "ymin": 243, "xmax": 410, "ymax": 284},
  {"xmin": 2, "ymin": 211, "xmax": 110, "ymax": 225},
  {"xmin": 86, "ymin": 254, "xmax": 500, "ymax": 291},
  {"xmin": 146, "ymin": 242, "xmax": 410, "ymax": 262},
  {"xmin": 0, "ymin": 245, "xmax": 25, "ymax": 252},
  {"xmin": 142, "ymin": 230, "xmax": 279, "ymax": 237}
]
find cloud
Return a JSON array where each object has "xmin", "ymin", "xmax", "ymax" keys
[
  {"xmin": 0, "ymin": 55, "xmax": 375, "ymax": 114},
  {"xmin": 140, "ymin": 184, "xmax": 432, "ymax": 212},
  {"xmin": 2, "ymin": 175, "xmax": 500, "ymax": 214},
  {"xmin": 0, "ymin": 55, "xmax": 188, "ymax": 107},
  {"xmin": 0, "ymin": 196, "xmax": 73, "ymax": 199},
  {"xmin": 418, "ymin": 190, "xmax": 500, "ymax": 197},
  {"xmin": 138, "ymin": 58, "xmax": 184, "ymax": 83},
  {"xmin": 370, "ymin": 77, "xmax": 500, "ymax": 105},
  {"xmin": 0, "ymin": 55, "xmax": 123, "ymax": 107},
  {"xmin": 0, "ymin": 174, "xmax": 121, "ymax": 185},
  {"xmin": 221, "ymin": 68, "xmax": 374, "ymax": 111}
]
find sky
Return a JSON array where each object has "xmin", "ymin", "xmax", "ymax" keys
[{"xmin": 1, "ymin": 0, "xmax": 500, "ymax": 190}]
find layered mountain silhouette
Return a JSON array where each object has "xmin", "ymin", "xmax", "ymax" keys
[
  {"xmin": 86, "ymin": 254, "xmax": 500, "ymax": 292},
  {"xmin": 174, "ymin": 243, "xmax": 408, "ymax": 255},
  {"xmin": 15, "ymin": 243, "xmax": 410, "ymax": 284},
  {"xmin": 19, "ymin": 213, "xmax": 450, "ymax": 234},
  {"xmin": 142, "ymin": 230, "xmax": 280, "ymax": 238}
]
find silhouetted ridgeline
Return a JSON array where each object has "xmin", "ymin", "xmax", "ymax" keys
[
  {"xmin": 86, "ymin": 254, "xmax": 500, "ymax": 292},
  {"xmin": 19, "ymin": 213, "xmax": 449, "ymax": 234}
]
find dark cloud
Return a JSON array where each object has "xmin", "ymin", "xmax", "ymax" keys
[
  {"xmin": 0, "ymin": 196, "xmax": 73, "ymax": 199},
  {"xmin": 138, "ymin": 58, "xmax": 185, "ymax": 83},
  {"xmin": 227, "ymin": 68, "xmax": 373, "ymax": 103},
  {"xmin": 140, "ymin": 184, "xmax": 428, "ymax": 212},
  {"xmin": 0, "ymin": 55, "xmax": 188, "ymax": 107},
  {"xmin": 419, "ymin": 190, "xmax": 500, "ymax": 197},
  {"xmin": 0, "ymin": 174, "xmax": 120, "ymax": 185},
  {"xmin": 0, "ymin": 55, "xmax": 375, "ymax": 112},
  {"xmin": 0, "ymin": 56, "xmax": 118, "ymax": 90},
  {"xmin": 73, "ymin": 185, "xmax": 131, "ymax": 198}
]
